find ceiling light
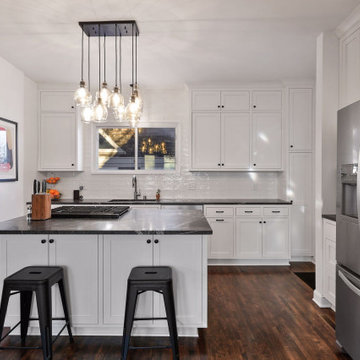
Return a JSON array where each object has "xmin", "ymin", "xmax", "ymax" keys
[{"xmin": 75, "ymin": 21, "xmax": 141, "ymax": 125}]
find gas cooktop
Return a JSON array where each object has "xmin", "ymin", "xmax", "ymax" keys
[{"xmin": 51, "ymin": 206, "xmax": 130, "ymax": 219}]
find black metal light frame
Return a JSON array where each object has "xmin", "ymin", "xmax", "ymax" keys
[{"xmin": 78, "ymin": 20, "xmax": 139, "ymax": 37}]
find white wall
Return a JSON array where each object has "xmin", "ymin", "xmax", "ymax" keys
[
  {"xmin": 35, "ymin": 85, "xmax": 282, "ymax": 200},
  {"xmin": 0, "ymin": 57, "xmax": 25, "ymax": 221}
]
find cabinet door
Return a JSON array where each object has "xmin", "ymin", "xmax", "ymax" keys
[
  {"xmin": 39, "ymin": 113, "xmax": 76, "ymax": 170},
  {"xmin": 192, "ymin": 113, "xmax": 221, "ymax": 169},
  {"xmin": 1, "ymin": 235, "xmax": 49, "ymax": 324},
  {"xmin": 154, "ymin": 235, "xmax": 204, "ymax": 326},
  {"xmin": 221, "ymin": 91, "xmax": 250, "ymax": 111},
  {"xmin": 252, "ymin": 113, "xmax": 282, "ymax": 169},
  {"xmin": 103, "ymin": 235, "xmax": 153, "ymax": 325},
  {"xmin": 341, "ymin": 29, "xmax": 360, "ymax": 107},
  {"xmin": 50, "ymin": 235, "xmax": 99, "ymax": 325},
  {"xmin": 324, "ymin": 238, "xmax": 336, "ymax": 306},
  {"xmin": 207, "ymin": 218, "xmax": 234, "ymax": 258},
  {"xmin": 192, "ymin": 90, "xmax": 220, "ymax": 111},
  {"xmin": 221, "ymin": 113, "xmax": 250, "ymax": 169},
  {"xmin": 41, "ymin": 91, "xmax": 76, "ymax": 113},
  {"xmin": 289, "ymin": 152, "xmax": 313, "ymax": 256},
  {"xmin": 262, "ymin": 218, "xmax": 289, "ymax": 259},
  {"xmin": 252, "ymin": 91, "xmax": 282, "ymax": 111},
  {"xmin": 235, "ymin": 218, "xmax": 262, "ymax": 258},
  {"xmin": 289, "ymin": 88, "xmax": 313, "ymax": 152}
]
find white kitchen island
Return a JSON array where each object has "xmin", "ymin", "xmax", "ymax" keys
[{"xmin": 0, "ymin": 208, "xmax": 211, "ymax": 337}]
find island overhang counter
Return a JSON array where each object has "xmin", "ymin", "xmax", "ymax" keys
[{"xmin": 0, "ymin": 208, "xmax": 212, "ymax": 337}]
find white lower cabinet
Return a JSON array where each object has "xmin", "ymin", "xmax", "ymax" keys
[
  {"xmin": 0, "ymin": 235, "xmax": 98, "ymax": 326},
  {"xmin": 235, "ymin": 218, "xmax": 262, "ymax": 258},
  {"xmin": 206, "ymin": 205, "xmax": 290, "ymax": 262},
  {"xmin": 154, "ymin": 235, "xmax": 204, "ymax": 326},
  {"xmin": 323, "ymin": 219, "xmax": 336, "ymax": 308},
  {"xmin": 262, "ymin": 218, "xmax": 289, "ymax": 259},
  {"xmin": 207, "ymin": 218, "xmax": 234, "ymax": 258},
  {"xmin": 103, "ymin": 235, "xmax": 153, "ymax": 325}
]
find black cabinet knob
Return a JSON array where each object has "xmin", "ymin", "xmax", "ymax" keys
[
  {"xmin": 253, "ymin": 105, "xmax": 257, "ymax": 108},
  {"xmin": 71, "ymin": 163, "xmax": 75, "ymax": 166},
  {"xmin": 49, "ymin": 239, "xmax": 54, "ymax": 244},
  {"xmin": 146, "ymin": 239, "xmax": 151, "ymax": 244},
  {"xmin": 41, "ymin": 239, "xmax": 47, "ymax": 244},
  {"xmin": 259, "ymin": 221, "xmax": 262, "ymax": 224},
  {"xmin": 71, "ymin": 105, "xmax": 75, "ymax": 109},
  {"xmin": 290, "ymin": 145, "xmax": 294, "ymax": 148},
  {"xmin": 263, "ymin": 221, "xmax": 266, "ymax": 224},
  {"xmin": 154, "ymin": 239, "xmax": 159, "ymax": 244},
  {"xmin": 253, "ymin": 164, "xmax": 256, "ymax": 166},
  {"xmin": 217, "ymin": 105, "xmax": 221, "ymax": 108},
  {"xmin": 221, "ymin": 105, "xmax": 224, "ymax": 108},
  {"xmin": 218, "ymin": 163, "xmax": 221, "ymax": 166},
  {"xmin": 222, "ymin": 163, "xmax": 224, "ymax": 166}
]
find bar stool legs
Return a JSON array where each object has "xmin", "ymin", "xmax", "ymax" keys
[
  {"xmin": 58, "ymin": 279, "xmax": 74, "ymax": 342},
  {"xmin": 0, "ymin": 286, "xmax": 10, "ymax": 342},
  {"xmin": 20, "ymin": 290, "xmax": 33, "ymax": 345}
]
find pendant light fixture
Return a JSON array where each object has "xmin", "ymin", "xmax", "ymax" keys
[
  {"xmin": 81, "ymin": 35, "xmax": 95, "ymax": 123},
  {"xmin": 75, "ymin": 21, "xmax": 141, "ymax": 124},
  {"xmin": 74, "ymin": 27, "xmax": 92, "ymax": 107},
  {"xmin": 93, "ymin": 25, "xmax": 108, "ymax": 123},
  {"xmin": 125, "ymin": 23, "xmax": 142, "ymax": 126}
]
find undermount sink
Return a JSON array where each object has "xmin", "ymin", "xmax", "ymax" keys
[{"xmin": 109, "ymin": 199, "xmax": 158, "ymax": 203}]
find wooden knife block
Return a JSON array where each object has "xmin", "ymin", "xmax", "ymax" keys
[{"xmin": 32, "ymin": 194, "xmax": 51, "ymax": 220}]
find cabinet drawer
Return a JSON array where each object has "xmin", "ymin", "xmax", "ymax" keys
[
  {"xmin": 206, "ymin": 207, "xmax": 234, "ymax": 217},
  {"xmin": 263, "ymin": 207, "xmax": 289, "ymax": 216},
  {"xmin": 236, "ymin": 207, "xmax": 261, "ymax": 216}
]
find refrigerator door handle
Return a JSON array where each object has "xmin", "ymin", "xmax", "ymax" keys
[{"xmin": 339, "ymin": 270, "xmax": 360, "ymax": 298}]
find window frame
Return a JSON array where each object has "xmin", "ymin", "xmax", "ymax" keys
[{"xmin": 91, "ymin": 121, "xmax": 180, "ymax": 174}]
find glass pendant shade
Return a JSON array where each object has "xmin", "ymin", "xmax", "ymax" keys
[
  {"xmin": 93, "ymin": 97, "xmax": 108, "ymax": 122},
  {"xmin": 80, "ymin": 105, "xmax": 95, "ymax": 124},
  {"xmin": 109, "ymin": 86, "xmax": 124, "ymax": 109},
  {"xmin": 125, "ymin": 95, "xmax": 140, "ymax": 121},
  {"xmin": 132, "ymin": 85, "xmax": 143, "ymax": 114},
  {"xmin": 74, "ymin": 81, "xmax": 92, "ymax": 107},
  {"xmin": 99, "ymin": 82, "xmax": 111, "ymax": 106},
  {"xmin": 113, "ymin": 103, "xmax": 125, "ymax": 121}
]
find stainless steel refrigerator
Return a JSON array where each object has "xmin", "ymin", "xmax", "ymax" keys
[{"xmin": 337, "ymin": 100, "xmax": 360, "ymax": 359}]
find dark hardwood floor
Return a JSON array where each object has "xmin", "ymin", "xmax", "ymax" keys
[{"xmin": 0, "ymin": 264, "xmax": 350, "ymax": 359}]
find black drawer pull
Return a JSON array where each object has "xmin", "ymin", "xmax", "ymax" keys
[
  {"xmin": 146, "ymin": 239, "xmax": 151, "ymax": 244},
  {"xmin": 244, "ymin": 211, "xmax": 253, "ymax": 213},
  {"xmin": 216, "ymin": 211, "xmax": 224, "ymax": 213},
  {"xmin": 272, "ymin": 211, "xmax": 281, "ymax": 213},
  {"xmin": 216, "ymin": 219, "xmax": 224, "ymax": 222}
]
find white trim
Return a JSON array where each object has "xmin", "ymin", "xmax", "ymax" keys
[
  {"xmin": 290, "ymin": 256, "xmax": 314, "ymax": 262},
  {"xmin": 336, "ymin": 3, "xmax": 360, "ymax": 38},
  {"xmin": 91, "ymin": 121, "xmax": 180, "ymax": 174},
  {"xmin": 208, "ymin": 259, "xmax": 290, "ymax": 266},
  {"xmin": 312, "ymin": 289, "xmax": 332, "ymax": 309}
]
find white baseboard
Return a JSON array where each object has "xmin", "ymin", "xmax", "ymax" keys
[
  {"xmin": 208, "ymin": 259, "xmax": 290, "ymax": 266},
  {"xmin": 290, "ymin": 256, "xmax": 314, "ymax": 262},
  {"xmin": 312, "ymin": 289, "xmax": 332, "ymax": 308}
]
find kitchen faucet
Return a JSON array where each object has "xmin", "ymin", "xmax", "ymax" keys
[{"xmin": 132, "ymin": 175, "xmax": 141, "ymax": 200}]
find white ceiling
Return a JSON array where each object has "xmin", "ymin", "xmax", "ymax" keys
[{"xmin": 0, "ymin": 0, "xmax": 358, "ymax": 88}]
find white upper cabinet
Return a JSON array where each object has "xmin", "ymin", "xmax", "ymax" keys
[
  {"xmin": 192, "ymin": 112, "xmax": 221, "ymax": 169},
  {"xmin": 289, "ymin": 88, "xmax": 313, "ymax": 152},
  {"xmin": 221, "ymin": 91, "xmax": 250, "ymax": 111},
  {"xmin": 340, "ymin": 29, "xmax": 360, "ymax": 108},
  {"xmin": 192, "ymin": 90, "xmax": 221, "ymax": 111},
  {"xmin": 252, "ymin": 113, "xmax": 282, "ymax": 169},
  {"xmin": 39, "ymin": 91, "xmax": 83, "ymax": 171},
  {"xmin": 252, "ymin": 91, "xmax": 282, "ymax": 111},
  {"xmin": 221, "ymin": 113, "xmax": 250, "ymax": 169},
  {"xmin": 191, "ymin": 89, "xmax": 283, "ymax": 171}
]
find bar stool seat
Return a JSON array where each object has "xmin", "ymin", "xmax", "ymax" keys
[
  {"xmin": 0, "ymin": 266, "xmax": 74, "ymax": 360},
  {"xmin": 122, "ymin": 266, "xmax": 179, "ymax": 360}
]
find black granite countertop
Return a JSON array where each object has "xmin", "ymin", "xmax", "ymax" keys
[
  {"xmin": 0, "ymin": 209, "xmax": 213, "ymax": 235},
  {"xmin": 36, "ymin": 198, "xmax": 292, "ymax": 206},
  {"xmin": 322, "ymin": 214, "xmax": 336, "ymax": 222}
]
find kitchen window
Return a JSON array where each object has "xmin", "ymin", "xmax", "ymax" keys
[{"xmin": 94, "ymin": 124, "xmax": 177, "ymax": 173}]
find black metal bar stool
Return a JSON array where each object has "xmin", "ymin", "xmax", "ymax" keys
[
  {"xmin": 121, "ymin": 266, "xmax": 179, "ymax": 360},
  {"xmin": 0, "ymin": 266, "xmax": 73, "ymax": 360}
]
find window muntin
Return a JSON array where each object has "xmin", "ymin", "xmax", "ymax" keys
[{"xmin": 97, "ymin": 126, "xmax": 176, "ymax": 172}]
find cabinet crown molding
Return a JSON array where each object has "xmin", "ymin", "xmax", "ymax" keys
[{"xmin": 336, "ymin": 4, "xmax": 360, "ymax": 38}]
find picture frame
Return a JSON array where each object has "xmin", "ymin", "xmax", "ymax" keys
[{"xmin": 0, "ymin": 117, "xmax": 18, "ymax": 182}]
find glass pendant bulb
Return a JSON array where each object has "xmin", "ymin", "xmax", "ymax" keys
[
  {"xmin": 74, "ymin": 81, "xmax": 92, "ymax": 107},
  {"xmin": 99, "ymin": 82, "xmax": 111, "ymax": 106},
  {"xmin": 113, "ymin": 103, "xmax": 125, "ymax": 121},
  {"xmin": 93, "ymin": 96, "xmax": 108, "ymax": 122},
  {"xmin": 132, "ymin": 84, "xmax": 143, "ymax": 114},
  {"xmin": 81, "ymin": 104, "xmax": 95, "ymax": 124},
  {"xmin": 125, "ymin": 94, "xmax": 140, "ymax": 122},
  {"xmin": 109, "ymin": 86, "xmax": 124, "ymax": 110}
]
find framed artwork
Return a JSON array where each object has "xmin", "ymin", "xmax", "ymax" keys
[{"xmin": 0, "ymin": 118, "xmax": 18, "ymax": 182}]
